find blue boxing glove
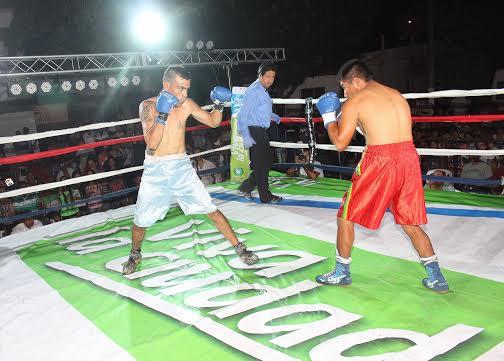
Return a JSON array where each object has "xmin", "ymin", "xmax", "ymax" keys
[
  {"xmin": 210, "ymin": 86, "xmax": 232, "ymax": 112},
  {"xmin": 155, "ymin": 90, "xmax": 179, "ymax": 125},
  {"xmin": 271, "ymin": 113, "xmax": 281, "ymax": 124},
  {"xmin": 316, "ymin": 92, "xmax": 341, "ymax": 129}
]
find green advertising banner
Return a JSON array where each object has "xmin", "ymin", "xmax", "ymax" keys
[{"xmin": 229, "ymin": 86, "xmax": 251, "ymax": 183}]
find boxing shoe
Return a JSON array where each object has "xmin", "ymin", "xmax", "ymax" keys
[
  {"xmin": 235, "ymin": 242, "xmax": 259, "ymax": 265},
  {"xmin": 316, "ymin": 261, "xmax": 352, "ymax": 286},
  {"xmin": 422, "ymin": 259, "xmax": 449, "ymax": 293},
  {"xmin": 122, "ymin": 248, "xmax": 142, "ymax": 275}
]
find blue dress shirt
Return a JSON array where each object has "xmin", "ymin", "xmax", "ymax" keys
[{"xmin": 237, "ymin": 79, "xmax": 274, "ymax": 145}]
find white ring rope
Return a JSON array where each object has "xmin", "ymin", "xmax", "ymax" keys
[
  {"xmin": 1, "ymin": 88, "xmax": 503, "ymax": 145},
  {"xmin": 0, "ymin": 118, "xmax": 139, "ymax": 145},
  {"xmin": 273, "ymin": 88, "xmax": 504, "ymax": 105},
  {"xmin": 0, "ymin": 145, "xmax": 231, "ymax": 199},
  {"xmin": 271, "ymin": 141, "xmax": 504, "ymax": 156}
]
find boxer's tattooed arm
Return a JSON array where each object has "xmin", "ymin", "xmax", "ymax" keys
[
  {"xmin": 140, "ymin": 101, "xmax": 156, "ymax": 133},
  {"xmin": 139, "ymin": 100, "xmax": 161, "ymax": 154}
]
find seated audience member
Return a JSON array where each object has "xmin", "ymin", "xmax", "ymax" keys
[
  {"xmin": 424, "ymin": 169, "xmax": 456, "ymax": 192},
  {"xmin": 11, "ymin": 217, "xmax": 43, "ymax": 234}
]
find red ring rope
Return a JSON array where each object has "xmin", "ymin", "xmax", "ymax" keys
[{"xmin": 1, "ymin": 115, "xmax": 502, "ymax": 166}]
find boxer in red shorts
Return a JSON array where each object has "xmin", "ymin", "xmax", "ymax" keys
[{"xmin": 315, "ymin": 59, "xmax": 449, "ymax": 293}]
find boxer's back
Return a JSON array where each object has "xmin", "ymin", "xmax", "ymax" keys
[{"xmin": 355, "ymin": 81, "xmax": 413, "ymax": 146}]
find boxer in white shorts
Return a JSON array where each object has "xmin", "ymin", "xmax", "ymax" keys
[{"xmin": 123, "ymin": 66, "xmax": 259, "ymax": 275}]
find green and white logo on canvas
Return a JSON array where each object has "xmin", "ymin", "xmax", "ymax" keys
[{"xmin": 19, "ymin": 201, "xmax": 504, "ymax": 360}]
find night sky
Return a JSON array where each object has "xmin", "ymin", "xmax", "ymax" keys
[{"xmin": 3, "ymin": 0, "xmax": 504, "ymax": 90}]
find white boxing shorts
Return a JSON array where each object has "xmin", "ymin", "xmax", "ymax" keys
[{"xmin": 133, "ymin": 152, "xmax": 217, "ymax": 228}]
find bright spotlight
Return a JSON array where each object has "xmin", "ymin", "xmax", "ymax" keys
[
  {"xmin": 133, "ymin": 10, "xmax": 166, "ymax": 44},
  {"xmin": 108, "ymin": 77, "xmax": 118, "ymax": 87},
  {"xmin": 26, "ymin": 83, "xmax": 37, "ymax": 94},
  {"xmin": 61, "ymin": 81, "xmax": 72, "ymax": 91},
  {"xmin": 186, "ymin": 40, "xmax": 194, "ymax": 50},
  {"xmin": 41, "ymin": 81, "xmax": 52, "ymax": 93},
  {"xmin": 76, "ymin": 80, "xmax": 85, "ymax": 91},
  {"xmin": 206, "ymin": 40, "xmax": 214, "ymax": 50},
  {"xmin": 132, "ymin": 75, "xmax": 141, "ymax": 85},
  {"xmin": 196, "ymin": 40, "xmax": 204, "ymax": 50},
  {"xmin": 10, "ymin": 84, "xmax": 22, "ymax": 95},
  {"xmin": 89, "ymin": 80, "xmax": 99, "ymax": 89},
  {"xmin": 120, "ymin": 76, "xmax": 129, "ymax": 86}
]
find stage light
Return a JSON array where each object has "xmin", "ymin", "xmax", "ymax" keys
[
  {"xmin": 41, "ymin": 81, "xmax": 51, "ymax": 93},
  {"xmin": 10, "ymin": 84, "xmax": 22, "ymax": 95},
  {"xmin": 196, "ymin": 40, "xmax": 204, "ymax": 50},
  {"xmin": 186, "ymin": 40, "xmax": 194, "ymax": 50},
  {"xmin": 61, "ymin": 80, "xmax": 72, "ymax": 91},
  {"xmin": 26, "ymin": 82, "xmax": 37, "ymax": 94},
  {"xmin": 133, "ymin": 9, "xmax": 166, "ymax": 45},
  {"xmin": 120, "ymin": 76, "xmax": 129, "ymax": 86},
  {"xmin": 89, "ymin": 79, "xmax": 99, "ymax": 90},
  {"xmin": 132, "ymin": 75, "xmax": 141, "ymax": 85},
  {"xmin": 108, "ymin": 77, "xmax": 117, "ymax": 87},
  {"xmin": 76, "ymin": 80, "xmax": 85, "ymax": 91},
  {"xmin": 206, "ymin": 40, "xmax": 214, "ymax": 50}
]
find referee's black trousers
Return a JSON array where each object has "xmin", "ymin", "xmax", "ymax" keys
[{"xmin": 238, "ymin": 126, "xmax": 274, "ymax": 203}]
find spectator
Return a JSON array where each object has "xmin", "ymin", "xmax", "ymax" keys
[
  {"xmin": 56, "ymin": 162, "xmax": 76, "ymax": 181},
  {"xmin": 192, "ymin": 150, "xmax": 220, "ymax": 186},
  {"xmin": 58, "ymin": 177, "xmax": 80, "ymax": 219},
  {"xmin": 84, "ymin": 157, "xmax": 98, "ymax": 174},
  {"xmin": 11, "ymin": 217, "xmax": 43, "ymax": 234},
  {"xmin": 105, "ymin": 157, "xmax": 128, "ymax": 207},
  {"xmin": 461, "ymin": 156, "xmax": 493, "ymax": 179},
  {"xmin": 12, "ymin": 182, "xmax": 40, "ymax": 215},
  {"xmin": 424, "ymin": 169, "xmax": 456, "ymax": 192},
  {"xmin": 476, "ymin": 142, "xmax": 495, "ymax": 164},
  {"xmin": 461, "ymin": 156, "xmax": 493, "ymax": 194},
  {"xmin": 297, "ymin": 149, "xmax": 324, "ymax": 179},
  {"xmin": 0, "ymin": 181, "xmax": 16, "ymax": 221},
  {"xmin": 84, "ymin": 175, "xmax": 104, "ymax": 214},
  {"xmin": 13, "ymin": 130, "xmax": 31, "ymax": 155}
]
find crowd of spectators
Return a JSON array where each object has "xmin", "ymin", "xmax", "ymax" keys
[{"xmin": 0, "ymin": 121, "xmax": 231, "ymax": 237}]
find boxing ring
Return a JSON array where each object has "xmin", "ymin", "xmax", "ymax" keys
[{"xmin": 1, "ymin": 88, "xmax": 504, "ymax": 361}]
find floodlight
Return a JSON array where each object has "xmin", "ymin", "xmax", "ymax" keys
[
  {"xmin": 89, "ymin": 79, "xmax": 99, "ymax": 89},
  {"xmin": 133, "ymin": 10, "xmax": 166, "ymax": 44},
  {"xmin": 132, "ymin": 75, "xmax": 141, "ymax": 85},
  {"xmin": 26, "ymin": 82, "xmax": 37, "ymax": 94},
  {"xmin": 10, "ymin": 84, "xmax": 22, "ymax": 95},
  {"xmin": 41, "ymin": 81, "xmax": 51, "ymax": 93},
  {"xmin": 76, "ymin": 80, "xmax": 85, "ymax": 91},
  {"xmin": 61, "ymin": 80, "xmax": 72, "ymax": 91}
]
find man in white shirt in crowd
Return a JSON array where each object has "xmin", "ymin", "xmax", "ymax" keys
[
  {"xmin": 193, "ymin": 149, "xmax": 221, "ymax": 186},
  {"xmin": 11, "ymin": 217, "xmax": 43, "ymax": 234}
]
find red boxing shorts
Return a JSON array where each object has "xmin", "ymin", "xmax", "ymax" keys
[{"xmin": 338, "ymin": 141, "xmax": 427, "ymax": 230}]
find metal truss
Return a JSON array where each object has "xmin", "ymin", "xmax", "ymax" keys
[{"xmin": 0, "ymin": 48, "xmax": 286, "ymax": 78}]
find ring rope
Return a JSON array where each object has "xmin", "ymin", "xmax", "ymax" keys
[
  {"xmin": 1, "ymin": 87, "xmax": 503, "ymax": 145},
  {"xmin": 2, "ymin": 141, "xmax": 501, "ymax": 199},
  {"xmin": 272, "ymin": 88, "xmax": 504, "ymax": 105}
]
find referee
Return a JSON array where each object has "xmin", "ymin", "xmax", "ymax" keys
[{"xmin": 237, "ymin": 62, "xmax": 282, "ymax": 203}]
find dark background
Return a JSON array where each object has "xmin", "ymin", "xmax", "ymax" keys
[{"xmin": 4, "ymin": 0, "xmax": 504, "ymax": 90}]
